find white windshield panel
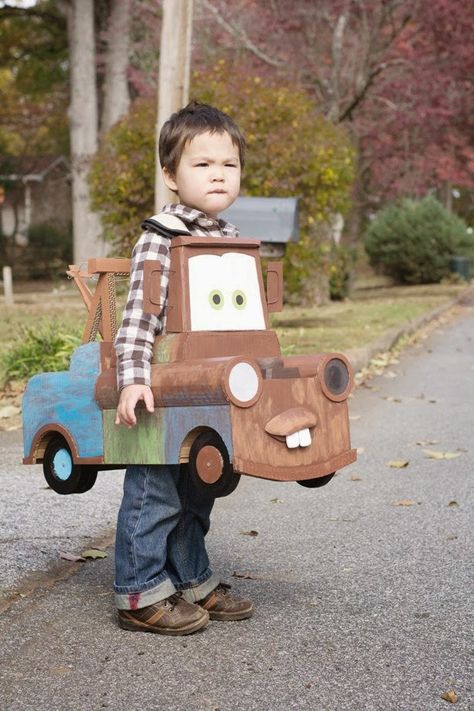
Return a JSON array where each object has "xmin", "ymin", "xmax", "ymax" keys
[{"xmin": 188, "ymin": 253, "xmax": 266, "ymax": 331}]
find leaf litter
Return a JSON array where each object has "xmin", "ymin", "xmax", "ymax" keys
[
  {"xmin": 81, "ymin": 549, "xmax": 108, "ymax": 559},
  {"xmin": 423, "ymin": 450, "xmax": 461, "ymax": 460}
]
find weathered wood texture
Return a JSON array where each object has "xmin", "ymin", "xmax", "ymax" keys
[
  {"xmin": 95, "ymin": 356, "xmax": 260, "ymax": 409},
  {"xmin": 103, "ymin": 405, "xmax": 232, "ymax": 465},
  {"xmin": 231, "ymin": 376, "xmax": 355, "ymax": 481},
  {"xmin": 23, "ymin": 343, "xmax": 104, "ymax": 462}
]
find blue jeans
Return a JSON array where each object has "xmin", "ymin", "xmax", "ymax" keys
[{"xmin": 114, "ymin": 464, "xmax": 219, "ymax": 610}]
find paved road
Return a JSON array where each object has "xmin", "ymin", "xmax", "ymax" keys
[{"xmin": 0, "ymin": 306, "xmax": 472, "ymax": 711}]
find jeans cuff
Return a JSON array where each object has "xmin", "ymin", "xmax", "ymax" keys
[
  {"xmin": 114, "ymin": 576, "xmax": 176, "ymax": 610},
  {"xmin": 179, "ymin": 572, "xmax": 220, "ymax": 603}
]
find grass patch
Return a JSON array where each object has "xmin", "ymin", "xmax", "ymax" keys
[{"xmin": 272, "ymin": 283, "xmax": 465, "ymax": 354}]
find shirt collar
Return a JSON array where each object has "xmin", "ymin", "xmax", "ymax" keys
[{"xmin": 162, "ymin": 203, "xmax": 239, "ymax": 237}]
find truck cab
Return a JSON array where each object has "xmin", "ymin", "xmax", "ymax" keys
[{"xmin": 22, "ymin": 235, "xmax": 357, "ymax": 496}]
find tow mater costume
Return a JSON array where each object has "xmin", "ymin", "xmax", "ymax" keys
[{"xmin": 22, "ymin": 214, "xmax": 357, "ymax": 496}]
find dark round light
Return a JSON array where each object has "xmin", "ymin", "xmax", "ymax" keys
[
  {"xmin": 324, "ymin": 358, "xmax": 349, "ymax": 395},
  {"xmin": 213, "ymin": 293, "xmax": 221, "ymax": 305}
]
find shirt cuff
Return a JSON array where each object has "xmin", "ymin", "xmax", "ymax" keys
[{"xmin": 117, "ymin": 359, "xmax": 151, "ymax": 391}]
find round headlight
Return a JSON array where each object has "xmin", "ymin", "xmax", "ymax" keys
[
  {"xmin": 224, "ymin": 360, "xmax": 262, "ymax": 407},
  {"xmin": 318, "ymin": 354, "xmax": 352, "ymax": 402}
]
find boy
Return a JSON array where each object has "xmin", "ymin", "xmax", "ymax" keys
[{"xmin": 113, "ymin": 102, "xmax": 253, "ymax": 635}]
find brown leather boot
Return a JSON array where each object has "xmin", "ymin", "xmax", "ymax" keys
[
  {"xmin": 118, "ymin": 593, "xmax": 209, "ymax": 635},
  {"xmin": 198, "ymin": 582, "xmax": 254, "ymax": 621}
]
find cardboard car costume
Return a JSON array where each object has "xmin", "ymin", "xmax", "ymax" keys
[{"xmin": 22, "ymin": 216, "xmax": 357, "ymax": 496}]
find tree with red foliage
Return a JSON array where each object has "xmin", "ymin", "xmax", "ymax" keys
[{"xmin": 192, "ymin": 0, "xmax": 473, "ymax": 216}]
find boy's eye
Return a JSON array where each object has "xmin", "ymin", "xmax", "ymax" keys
[
  {"xmin": 196, "ymin": 162, "xmax": 208, "ymax": 167},
  {"xmin": 209, "ymin": 289, "xmax": 224, "ymax": 310},
  {"xmin": 232, "ymin": 290, "xmax": 247, "ymax": 310}
]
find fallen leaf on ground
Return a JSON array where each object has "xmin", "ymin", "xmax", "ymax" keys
[
  {"xmin": 428, "ymin": 399, "xmax": 437, "ymax": 404},
  {"xmin": 371, "ymin": 356, "xmax": 390, "ymax": 367},
  {"xmin": 423, "ymin": 450, "xmax": 461, "ymax": 460},
  {"xmin": 383, "ymin": 396, "xmax": 402, "ymax": 403},
  {"xmin": 349, "ymin": 414, "xmax": 361, "ymax": 421},
  {"xmin": 447, "ymin": 534, "xmax": 458, "ymax": 541},
  {"xmin": 393, "ymin": 499, "xmax": 416, "ymax": 507},
  {"xmin": 384, "ymin": 370, "xmax": 398, "ymax": 379},
  {"xmin": 349, "ymin": 475, "xmax": 362, "ymax": 481},
  {"xmin": 81, "ymin": 549, "xmax": 108, "ymax": 559},
  {"xmin": 448, "ymin": 500, "xmax": 459, "ymax": 508},
  {"xmin": 270, "ymin": 498, "xmax": 283, "ymax": 504},
  {"xmin": 441, "ymin": 690, "xmax": 458, "ymax": 703},
  {"xmin": 0, "ymin": 405, "xmax": 20, "ymax": 419},
  {"xmin": 50, "ymin": 665, "xmax": 73, "ymax": 676},
  {"xmin": 232, "ymin": 571, "xmax": 258, "ymax": 580},
  {"xmin": 240, "ymin": 530, "xmax": 259, "ymax": 536},
  {"xmin": 387, "ymin": 460, "xmax": 410, "ymax": 468},
  {"xmin": 59, "ymin": 551, "xmax": 85, "ymax": 562},
  {"xmin": 415, "ymin": 439, "xmax": 440, "ymax": 446}
]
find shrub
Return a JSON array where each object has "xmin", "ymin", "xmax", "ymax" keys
[
  {"xmin": 0, "ymin": 322, "xmax": 81, "ymax": 385},
  {"xmin": 16, "ymin": 221, "xmax": 73, "ymax": 280},
  {"xmin": 328, "ymin": 245, "xmax": 357, "ymax": 300},
  {"xmin": 364, "ymin": 196, "xmax": 471, "ymax": 284}
]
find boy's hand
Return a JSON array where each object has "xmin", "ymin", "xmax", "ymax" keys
[{"xmin": 115, "ymin": 384, "xmax": 155, "ymax": 428}]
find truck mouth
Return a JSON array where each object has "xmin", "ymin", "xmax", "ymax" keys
[
  {"xmin": 284, "ymin": 428, "xmax": 312, "ymax": 448},
  {"xmin": 264, "ymin": 407, "xmax": 317, "ymax": 449}
]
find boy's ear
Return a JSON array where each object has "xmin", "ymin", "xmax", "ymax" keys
[{"xmin": 162, "ymin": 167, "xmax": 178, "ymax": 193}]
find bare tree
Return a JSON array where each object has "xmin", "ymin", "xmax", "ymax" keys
[
  {"xmin": 155, "ymin": 0, "xmax": 194, "ymax": 212},
  {"xmin": 101, "ymin": 0, "xmax": 131, "ymax": 133},
  {"xmin": 67, "ymin": 0, "xmax": 104, "ymax": 263}
]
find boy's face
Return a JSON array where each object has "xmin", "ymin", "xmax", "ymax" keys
[{"xmin": 163, "ymin": 130, "xmax": 241, "ymax": 217}]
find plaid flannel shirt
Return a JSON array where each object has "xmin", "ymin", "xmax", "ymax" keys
[{"xmin": 115, "ymin": 203, "xmax": 239, "ymax": 390}]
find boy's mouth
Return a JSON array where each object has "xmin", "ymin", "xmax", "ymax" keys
[{"xmin": 208, "ymin": 189, "xmax": 226, "ymax": 194}]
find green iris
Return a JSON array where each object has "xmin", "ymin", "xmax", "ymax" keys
[
  {"xmin": 232, "ymin": 290, "xmax": 247, "ymax": 309},
  {"xmin": 209, "ymin": 289, "xmax": 224, "ymax": 310}
]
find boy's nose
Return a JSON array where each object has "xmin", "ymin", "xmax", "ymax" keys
[{"xmin": 211, "ymin": 168, "xmax": 224, "ymax": 181}]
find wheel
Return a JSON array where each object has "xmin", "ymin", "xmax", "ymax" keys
[
  {"xmin": 43, "ymin": 436, "xmax": 98, "ymax": 495},
  {"xmin": 297, "ymin": 472, "xmax": 335, "ymax": 489},
  {"xmin": 188, "ymin": 431, "xmax": 240, "ymax": 498}
]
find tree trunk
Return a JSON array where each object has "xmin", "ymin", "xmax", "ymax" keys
[
  {"xmin": 155, "ymin": 0, "xmax": 193, "ymax": 212},
  {"xmin": 101, "ymin": 0, "xmax": 131, "ymax": 134},
  {"xmin": 68, "ymin": 0, "xmax": 104, "ymax": 263}
]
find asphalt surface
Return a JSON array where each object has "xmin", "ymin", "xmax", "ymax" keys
[{"xmin": 0, "ymin": 305, "xmax": 473, "ymax": 711}]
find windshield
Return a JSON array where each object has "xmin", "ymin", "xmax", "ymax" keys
[{"xmin": 188, "ymin": 252, "xmax": 266, "ymax": 331}]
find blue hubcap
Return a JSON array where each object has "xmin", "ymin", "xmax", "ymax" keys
[{"xmin": 52, "ymin": 448, "xmax": 73, "ymax": 481}]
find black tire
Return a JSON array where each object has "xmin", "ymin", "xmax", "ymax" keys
[
  {"xmin": 297, "ymin": 472, "xmax": 335, "ymax": 489},
  {"xmin": 188, "ymin": 431, "xmax": 240, "ymax": 498},
  {"xmin": 43, "ymin": 436, "xmax": 98, "ymax": 495}
]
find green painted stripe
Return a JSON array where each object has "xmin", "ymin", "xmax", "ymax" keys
[{"xmin": 103, "ymin": 409, "xmax": 166, "ymax": 465}]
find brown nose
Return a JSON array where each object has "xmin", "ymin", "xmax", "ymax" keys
[{"xmin": 265, "ymin": 407, "xmax": 317, "ymax": 438}]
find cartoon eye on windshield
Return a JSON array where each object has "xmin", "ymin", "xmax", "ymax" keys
[
  {"xmin": 209, "ymin": 289, "xmax": 224, "ymax": 310},
  {"xmin": 232, "ymin": 290, "xmax": 247, "ymax": 310},
  {"xmin": 188, "ymin": 253, "xmax": 265, "ymax": 331}
]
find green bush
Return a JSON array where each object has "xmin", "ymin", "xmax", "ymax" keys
[
  {"xmin": 328, "ymin": 245, "xmax": 357, "ymax": 300},
  {"xmin": 19, "ymin": 221, "xmax": 73, "ymax": 280},
  {"xmin": 0, "ymin": 322, "xmax": 81, "ymax": 385},
  {"xmin": 364, "ymin": 196, "xmax": 471, "ymax": 284}
]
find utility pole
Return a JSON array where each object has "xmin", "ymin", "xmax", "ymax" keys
[{"xmin": 155, "ymin": 0, "xmax": 194, "ymax": 213}]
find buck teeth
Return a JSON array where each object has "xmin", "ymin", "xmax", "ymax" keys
[{"xmin": 286, "ymin": 428, "xmax": 311, "ymax": 449}]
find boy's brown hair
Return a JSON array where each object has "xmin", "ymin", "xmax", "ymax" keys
[{"xmin": 159, "ymin": 101, "xmax": 246, "ymax": 175}]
